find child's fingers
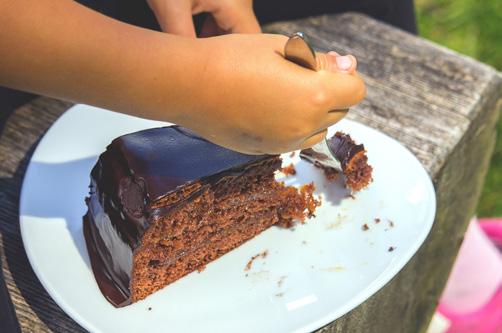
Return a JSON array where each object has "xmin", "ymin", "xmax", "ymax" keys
[
  {"xmin": 320, "ymin": 71, "xmax": 366, "ymax": 111},
  {"xmin": 318, "ymin": 109, "xmax": 349, "ymax": 132},
  {"xmin": 147, "ymin": 0, "xmax": 196, "ymax": 37},
  {"xmin": 223, "ymin": 7, "xmax": 261, "ymax": 34},
  {"xmin": 299, "ymin": 129, "xmax": 328, "ymax": 150},
  {"xmin": 205, "ymin": 0, "xmax": 261, "ymax": 34}
]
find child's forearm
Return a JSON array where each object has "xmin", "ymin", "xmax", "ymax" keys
[
  {"xmin": 0, "ymin": 0, "xmax": 200, "ymax": 123},
  {"xmin": 0, "ymin": 0, "xmax": 366, "ymax": 154}
]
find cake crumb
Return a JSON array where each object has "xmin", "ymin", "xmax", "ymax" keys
[
  {"xmin": 281, "ymin": 163, "xmax": 297, "ymax": 176},
  {"xmin": 388, "ymin": 220, "xmax": 395, "ymax": 228},
  {"xmin": 277, "ymin": 276, "xmax": 287, "ymax": 287},
  {"xmin": 374, "ymin": 218, "xmax": 381, "ymax": 224},
  {"xmin": 327, "ymin": 213, "xmax": 346, "ymax": 230},
  {"xmin": 300, "ymin": 183, "xmax": 321, "ymax": 218},
  {"xmin": 345, "ymin": 193, "xmax": 356, "ymax": 200},
  {"xmin": 388, "ymin": 246, "xmax": 396, "ymax": 252},
  {"xmin": 275, "ymin": 292, "xmax": 285, "ymax": 298},
  {"xmin": 289, "ymin": 151, "xmax": 296, "ymax": 158},
  {"xmin": 245, "ymin": 250, "xmax": 269, "ymax": 271},
  {"xmin": 148, "ymin": 307, "xmax": 152, "ymax": 311},
  {"xmin": 196, "ymin": 265, "xmax": 206, "ymax": 273},
  {"xmin": 327, "ymin": 221, "xmax": 342, "ymax": 230},
  {"xmin": 322, "ymin": 266, "xmax": 346, "ymax": 272},
  {"xmin": 362, "ymin": 223, "xmax": 369, "ymax": 231}
]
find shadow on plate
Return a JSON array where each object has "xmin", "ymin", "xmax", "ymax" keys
[{"xmin": 21, "ymin": 157, "xmax": 97, "ymax": 269}]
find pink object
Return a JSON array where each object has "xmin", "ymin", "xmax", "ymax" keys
[{"xmin": 437, "ymin": 219, "xmax": 502, "ymax": 333}]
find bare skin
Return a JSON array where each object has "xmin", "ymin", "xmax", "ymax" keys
[
  {"xmin": 0, "ymin": 0, "xmax": 365, "ymax": 154},
  {"xmin": 147, "ymin": 0, "xmax": 261, "ymax": 37}
]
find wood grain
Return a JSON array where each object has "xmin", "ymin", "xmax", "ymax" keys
[
  {"xmin": 0, "ymin": 13, "xmax": 501, "ymax": 332},
  {"xmin": 0, "ymin": 98, "xmax": 84, "ymax": 332}
]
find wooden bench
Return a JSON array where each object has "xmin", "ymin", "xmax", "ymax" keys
[{"xmin": 1, "ymin": 13, "xmax": 501, "ymax": 332}]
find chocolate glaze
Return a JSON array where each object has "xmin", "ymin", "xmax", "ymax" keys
[
  {"xmin": 326, "ymin": 132, "xmax": 365, "ymax": 170},
  {"xmin": 300, "ymin": 132, "xmax": 364, "ymax": 171},
  {"xmin": 83, "ymin": 126, "xmax": 270, "ymax": 307}
]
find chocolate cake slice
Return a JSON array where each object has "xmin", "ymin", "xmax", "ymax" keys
[
  {"xmin": 300, "ymin": 132, "xmax": 373, "ymax": 191},
  {"xmin": 83, "ymin": 126, "xmax": 318, "ymax": 307}
]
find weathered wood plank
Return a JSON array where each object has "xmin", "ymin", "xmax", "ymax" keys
[
  {"xmin": 0, "ymin": 12, "xmax": 500, "ymax": 333},
  {"xmin": 0, "ymin": 98, "xmax": 83, "ymax": 333}
]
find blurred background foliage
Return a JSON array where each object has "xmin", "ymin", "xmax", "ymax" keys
[{"xmin": 415, "ymin": 0, "xmax": 502, "ymax": 216}]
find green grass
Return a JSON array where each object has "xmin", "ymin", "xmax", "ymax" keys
[{"xmin": 416, "ymin": 0, "xmax": 502, "ymax": 216}]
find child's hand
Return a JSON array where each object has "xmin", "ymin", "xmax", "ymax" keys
[
  {"xmin": 147, "ymin": 0, "xmax": 260, "ymax": 37},
  {"xmin": 174, "ymin": 34, "xmax": 365, "ymax": 154}
]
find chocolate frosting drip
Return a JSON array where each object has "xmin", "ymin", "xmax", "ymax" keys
[{"xmin": 83, "ymin": 125, "xmax": 271, "ymax": 307}]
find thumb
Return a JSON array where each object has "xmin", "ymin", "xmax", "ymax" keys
[
  {"xmin": 147, "ymin": 0, "xmax": 196, "ymax": 37},
  {"xmin": 210, "ymin": 4, "xmax": 261, "ymax": 34},
  {"xmin": 228, "ymin": 8, "xmax": 261, "ymax": 34},
  {"xmin": 316, "ymin": 51, "xmax": 357, "ymax": 74}
]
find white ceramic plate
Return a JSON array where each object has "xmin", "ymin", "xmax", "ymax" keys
[{"xmin": 20, "ymin": 104, "xmax": 435, "ymax": 333}]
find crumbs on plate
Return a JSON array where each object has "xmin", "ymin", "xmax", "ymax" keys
[
  {"xmin": 281, "ymin": 163, "xmax": 297, "ymax": 176},
  {"xmin": 244, "ymin": 250, "xmax": 268, "ymax": 271}
]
